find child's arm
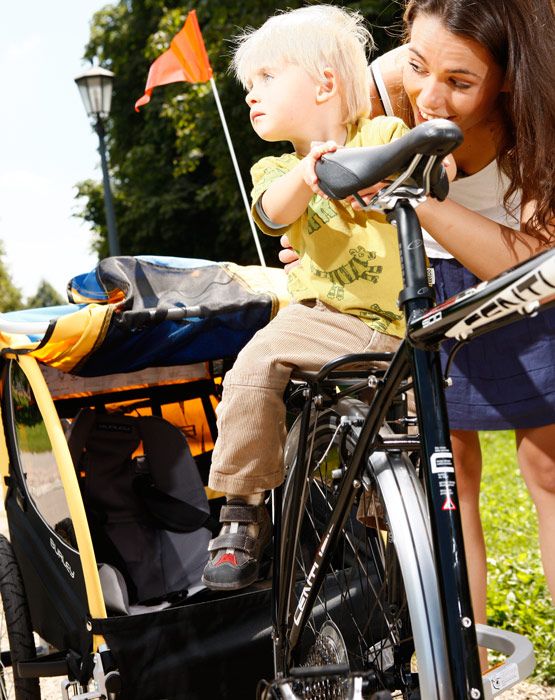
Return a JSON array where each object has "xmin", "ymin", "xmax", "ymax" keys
[{"xmin": 260, "ymin": 141, "xmax": 339, "ymax": 226}]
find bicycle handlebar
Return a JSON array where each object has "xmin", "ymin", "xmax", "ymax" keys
[
  {"xmin": 409, "ymin": 245, "xmax": 555, "ymax": 345},
  {"xmin": 315, "ymin": 119, "xmax": 463, "ymax": 201}
]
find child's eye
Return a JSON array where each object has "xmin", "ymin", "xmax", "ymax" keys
[{"xmin": 263, "ymin": 73, "xmax": 274, "ymax": 82}]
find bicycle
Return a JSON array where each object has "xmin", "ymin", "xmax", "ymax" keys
[
  {"xmin": 256, "ymin": 119, "xmax": 552, "ymax": 700},
  {"xmin": 85, "ymin": 119, "xmax": 549, "ymax": 700}
]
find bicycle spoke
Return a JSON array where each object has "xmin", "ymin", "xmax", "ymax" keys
[{"xmin": 283, "ymin": 409, "xmax": 422, "ymax": 697}]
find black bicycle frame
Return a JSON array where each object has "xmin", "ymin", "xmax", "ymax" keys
[
  {"xmin": 272, "ymin": 198, "xmax": 484, "ymax": 699},
  {"xmin": 391, "ymin": 201, "xmax": 482, "ymax": 699}
]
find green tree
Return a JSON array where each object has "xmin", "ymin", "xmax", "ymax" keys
[
  {"xmin": 0, "ymin": 242, "xmax": 23, "ymax": 312},
  {"xmin": 77, "ymin": 0, "xmax": 402, "ymax": 264},
  {"xmin": 25, "ymin": 280, "xmax": 65, "ymax": 309}
]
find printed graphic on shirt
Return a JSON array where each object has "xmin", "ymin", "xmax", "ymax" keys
[
  {"xmin": 250, "ymin": 155, "xmax": 299, "ymax": 209},
  {"xmin": 359, "ymin": 305, "xmax": 403, "ymax": 333},
  {"xmin": 310, "ymin": 246, "xmax": 384, "ymax": 301},
  {"xmin": 307, "ymin": 199, "xmax": 339, "ymax": 234}
]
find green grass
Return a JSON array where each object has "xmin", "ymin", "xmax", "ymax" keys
[
  {"xmin": 480, "ymin": 430, "xmax": 555, "ymax": 684},
  {"xmin": 17, "ymin": 422, "xmax": 52, "ymax": 454}
]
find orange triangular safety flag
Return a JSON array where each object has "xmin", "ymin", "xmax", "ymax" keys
[{"xmin": 135, "ymin": 10, "xmax": 213, "ymax": 111}]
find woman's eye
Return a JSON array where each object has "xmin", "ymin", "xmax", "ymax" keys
[
  {"xmin": 450, "ymin": 78, "xmax": 472, "ymax": 90},
  {"xmin": 408, "ymin": 61, "xmax": 425, "ymax": 74}
]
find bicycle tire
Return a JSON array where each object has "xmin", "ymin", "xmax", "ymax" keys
[
  {"xmin": 279, "ymin": 404, "xmax": 451, "ymax": 699},
  {"xmin": 0, "ymin": 534, "xmax": 40, "ymax": 700}
]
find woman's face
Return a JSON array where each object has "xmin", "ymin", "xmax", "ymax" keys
[{"xmin": 403, "ymin": 14, "xmax": 506, "ymax": 136}]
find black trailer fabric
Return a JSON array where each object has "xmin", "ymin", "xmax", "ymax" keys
[{"xmin": 94, "ymin": 587, "xmax": 274, "ymax": 699}]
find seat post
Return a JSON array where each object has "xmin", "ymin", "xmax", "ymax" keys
[{"xmin": 387, "ymin": 199, "xmax": 434, "ymax": 320}]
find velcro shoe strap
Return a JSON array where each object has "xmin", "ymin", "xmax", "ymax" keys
[
  {"xmin": 220, "ymin": 504, "xmax": 263, "ymax": 524},
  {"xmin": 208, "ymin": 533, "xmax": 257, "ymax": 554}
]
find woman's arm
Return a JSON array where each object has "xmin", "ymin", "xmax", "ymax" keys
[{"xmin": 416, "ymin": 197, "xmax": 552, "ymax": 280}]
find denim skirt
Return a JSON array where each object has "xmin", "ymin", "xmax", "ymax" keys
[{"xmin": 431, "ymin": 258, "xmax": 555, "ymax": 430}]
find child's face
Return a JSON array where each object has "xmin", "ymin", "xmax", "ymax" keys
[{"xmin": 245, "ymin": 63, "xmax": 322, "ymax": 147}]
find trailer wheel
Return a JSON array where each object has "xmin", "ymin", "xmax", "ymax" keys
[{"xmin": 0, "ymin": 534, "xmax": 40, "ymax": 700}]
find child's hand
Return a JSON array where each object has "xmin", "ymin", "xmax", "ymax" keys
[{"xmin": 301, "ymin": 140, "xmax": 339, "ymax": 198}]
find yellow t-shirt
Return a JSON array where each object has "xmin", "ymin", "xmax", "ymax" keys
[{"xmin": 251, "ymin": 116, "xmax": 408, "ymax": 337}]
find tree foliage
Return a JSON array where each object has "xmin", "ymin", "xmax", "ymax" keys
[
  {"xmin": 77, "ymin": 0, "xmax": 402, "ymax": 265},
  {"xmin": 0, "ymin": 242, "xmax": 23, "ymax": 312},
  {"xmin": 25, "ymin": 280, "xmax": 65, "ymax": 309}
]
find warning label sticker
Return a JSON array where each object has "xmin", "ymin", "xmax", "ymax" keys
[
  {"xmin": 442, "ymin": 494, "xmax": 457, "ymax": 511},
  {"xmin": 430, "ymin": 449, "xmax": 454, "ymax": 474}
]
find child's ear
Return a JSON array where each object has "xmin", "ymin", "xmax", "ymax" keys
[{"xmin": 316, "ymin": 67, "xmax": 339, "ymax": 103}]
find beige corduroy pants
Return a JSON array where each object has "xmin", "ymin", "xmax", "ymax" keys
[{"xmin": 208, "ymin": 300, "xmax": 400, "ymax": 495}]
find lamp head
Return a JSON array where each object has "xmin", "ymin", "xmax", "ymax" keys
[{"xmin": 75, "ymin": 66, "xmax": 115, "ymax": 120}]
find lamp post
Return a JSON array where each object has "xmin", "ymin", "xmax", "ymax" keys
[{"xmin": 75, "ymin": 66, "xmax": 120, "ymax": 257}]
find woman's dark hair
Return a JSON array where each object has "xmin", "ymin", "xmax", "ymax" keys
[{"xmin": 403, "ymin": 0, "xmax": 555, "ymax": 244}]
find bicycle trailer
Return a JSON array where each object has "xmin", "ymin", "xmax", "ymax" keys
[
  {"xmin": 0, "ymin": 252, "xmax": 538, "ymax": 700},
  {"xmin": 0, "ymin": 256, "xmax": 288, "ymax": 700}
]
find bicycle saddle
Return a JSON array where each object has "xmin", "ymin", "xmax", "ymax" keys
[{"xmin": 315, "ymin": 119, "xmax": 463, "ymax": 202}]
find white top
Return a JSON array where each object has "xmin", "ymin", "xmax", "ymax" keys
[{"xmin": 370, "ymin": 57, "xmax": 521, "ymax": 259}]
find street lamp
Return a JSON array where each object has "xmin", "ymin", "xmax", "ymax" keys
[{"xmin": 75, "ymin": 65, "xmax": 120, "ymax": 257}]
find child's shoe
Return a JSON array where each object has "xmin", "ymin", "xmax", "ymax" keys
[{"xmin": 202, "ymin": 500, "xmax": 272, "ymax": 590}]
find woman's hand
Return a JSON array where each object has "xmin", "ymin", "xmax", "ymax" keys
[
  {"xmin": 346, "ymin": 154, "xmax": 456, "ymax": 210},
  {"xmin": 443, "ymin": 154, "xmax": 457, "ymax": 182},
  {"xmin": 278, "ymin": 234, "xmax": 300, "ymax": 272},
  {"xmin": 346, "ymin": 183, "xmax": 386, "ymax": 210}
]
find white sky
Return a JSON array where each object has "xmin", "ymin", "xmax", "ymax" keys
[{"xmin": 0, "ymin": 1, "xmax": 112, "ymax": 299}]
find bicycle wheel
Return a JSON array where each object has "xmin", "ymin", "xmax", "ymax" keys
[
  {"xmin": 279, "ymin": 403, "xmax": 451, "ymax": 700},
  {"xmin": 0, "ymin": 534, "xmax": 40, "ymax": 700}
]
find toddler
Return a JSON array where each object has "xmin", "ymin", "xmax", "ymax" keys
[{"xmin": 203, "ymin": 5, "xmax": 409, "ymax": 590}]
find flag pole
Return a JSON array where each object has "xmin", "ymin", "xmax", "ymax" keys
[{"xmin": 209, "ymin": 77, "xmax": 266, "ymax": 267}]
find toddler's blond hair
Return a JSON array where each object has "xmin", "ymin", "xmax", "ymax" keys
[{"xmin": 231, "ymin": 5, "xmax": 373, "ymax": 124}]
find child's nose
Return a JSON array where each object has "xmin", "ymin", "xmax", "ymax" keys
[{"xmin": 245, "ymin": 91, "xmax": 258, "ymax": 107}]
